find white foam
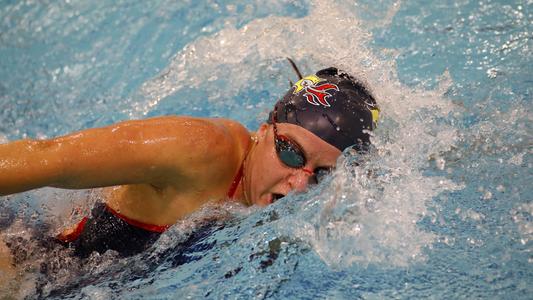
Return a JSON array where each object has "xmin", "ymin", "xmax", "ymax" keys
[
  {"xmin": 20, "ymin": 188, "xmax": 100, "ymax": 234},
  {"xmin": 136, "ymin": 0, "xmax": 398, "ymax": 118},
  {"xmin": 511, "ymin": 203, "xmax": 533, "ymax": 246},
  {"xmin": 0, "ymin": 134, "xmax": 6, "ymax": 144}
]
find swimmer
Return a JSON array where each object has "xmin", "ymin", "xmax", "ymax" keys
[{"xmin": 0, "ymin": 64, "xmax": 379, "ymax": 260}]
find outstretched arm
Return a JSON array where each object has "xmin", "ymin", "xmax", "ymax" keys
[{"xmin": 0, "ymin": 116, "xmax": 248, "ymax": 196}]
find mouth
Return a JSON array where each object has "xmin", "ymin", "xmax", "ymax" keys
[{"xmin": 271, "ymin": 193, "xmax": 285, "ymax": 203}]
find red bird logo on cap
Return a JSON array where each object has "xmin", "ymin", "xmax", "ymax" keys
[{"xmin": 293, "ymin": 75, "xmax": 339, "ymax": 107}]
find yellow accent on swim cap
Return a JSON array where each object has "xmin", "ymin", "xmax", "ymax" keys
[
  {"xmin": 293, "ymin": 75, "xmax": 323, "ymax": 94},
  {"xmin": 370, "ymin": 108, "xmax": 380, "ymax": 124}
]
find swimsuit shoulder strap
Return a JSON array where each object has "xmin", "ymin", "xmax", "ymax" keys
[
  {"xmin": 227, "ymin": 133, "xmax": 254, "ymax": 199},
  {"xmin": 105, "ymin": 204, "xmax": 170, "ymax": 233},
  {"xmin": 226, "ymin": 162, "xmax": 244, "ymax": 199}
]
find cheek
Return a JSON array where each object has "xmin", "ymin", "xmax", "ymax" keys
[
  {"xmin": 251, "ymin": 162, "xmax": 271, "ymax": 191},
  {"xmin": 250, "ymin": 147, "xmax": 280, "ymax": 195},
  {"xmin": 252, "ymin": 164, "xmax": 285, "ymax": 200}
]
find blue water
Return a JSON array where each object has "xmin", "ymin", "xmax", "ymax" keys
[{"xmin": 1, "ymin": 0, "xmax": 531, "ymax": 299}]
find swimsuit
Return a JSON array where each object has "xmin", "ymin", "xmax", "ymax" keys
[
  {"xmin": 57, "ymin": 163, "xmax": 244, "ymax": 258},
  {"xmin": 57, "ymin": 202, "xmax": 165, "ymax": 258}
]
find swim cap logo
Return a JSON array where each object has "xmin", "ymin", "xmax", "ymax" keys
[{"xmin": 293, "ymin": 75, "xmax": 339, "ymax": 107}]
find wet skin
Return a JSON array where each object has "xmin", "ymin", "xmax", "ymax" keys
[
  {"xmin": 239, "ymin": 123, "xmax": 341, "ymax": 206},
  {"xmin": 0, "ymin": 116, "xmax": 341, "ymax": 228}
]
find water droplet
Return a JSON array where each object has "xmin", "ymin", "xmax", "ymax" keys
[
  {"xmin": 436, "ymin": 157, "xmax": 446, "ymax": 170},
  {"xmin": 486, "ymin": 68, "xmax": 499, "ymax": 78}
]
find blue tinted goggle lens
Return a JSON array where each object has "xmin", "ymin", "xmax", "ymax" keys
[{"xmin": 274, "ymin": 135, "xmax": 306, "ymax": 168}]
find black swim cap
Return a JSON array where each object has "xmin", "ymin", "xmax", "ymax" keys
[{"xmin": 268, "ymin": 67, "xmax": 379, "ymax": 152}]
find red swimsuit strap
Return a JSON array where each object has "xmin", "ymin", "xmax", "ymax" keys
[
  {"xmin": 226, "ymin": 162, "xmax": 244, "ymax": 199},
  {"xmin": 105, "ymin": 204, "xmax": 170, "ymax": 233},
  {"xmin": 56, "ymin": 216, "xmax": 89, "ymax": 243},
  {"xmin": 56, "ymin": 204, "xmax": 170, "ymax": 243}
]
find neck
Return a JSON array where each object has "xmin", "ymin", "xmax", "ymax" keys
[{"xmin": 234, "ymin": 134, "xmax": 256, "ymax": 206}]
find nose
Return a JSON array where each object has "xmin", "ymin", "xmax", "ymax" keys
[{"xmin": 286, "ymin": 168, "xmax": 314, "ymax": 193}]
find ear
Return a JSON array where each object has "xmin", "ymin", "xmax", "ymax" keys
[{"xmin": 257, "ymin": 123, "xmax": 270, "ymax": 140}]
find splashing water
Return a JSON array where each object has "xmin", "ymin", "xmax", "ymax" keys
[
  {"xmin": 135, "ymin": 0, "xmax": 463, "ymax": 269},
  {"xmin": 0, "ymin": 0, "xmax": 531, "ymax": 299}
]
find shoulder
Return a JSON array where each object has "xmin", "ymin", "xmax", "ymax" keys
[
  {"xmin": 150, "ymin": 116, "xmax": 249, "ymax": 170},
  {"xmin": 139, "ymin": 115, "xmax": 247, "ymax": 134},
  {"xmin": 161, "ymin": 116, "xmax": 249, "ymax": 151},
  {"xmin": 166, "ymin": 116, "xmax": 249, "ymax": 152},
  {"xmin": 153, "ymin": 117, "xmax": 250, "ymax": 191},
  {"xmin": 197, "ymin": 118, "xmax": 250, "ymax": 167},
  {"xmin": 117, "ymin": 116, "xmax": 248, "ymax": 145},
  {"xmin": 209, "ymin": 118, "xmax": 250, "ymax": 148},
  {"xmin": 104, "ymin": 116, "xmax": 250, "ymax": 165}
]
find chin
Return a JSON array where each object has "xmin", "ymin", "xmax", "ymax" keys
[{"xmin": 253, "ymin": 193, "xmax": 272, "ymax": 206}]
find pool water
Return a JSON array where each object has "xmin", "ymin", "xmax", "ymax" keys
[{"xmin": 0, "ymin": 0, "xmax": 531, "ymax": 299}]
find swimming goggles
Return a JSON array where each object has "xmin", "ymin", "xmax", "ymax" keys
[{"xmin": 272, "ymin": 122, "xmax": 332, "ymax": 184}]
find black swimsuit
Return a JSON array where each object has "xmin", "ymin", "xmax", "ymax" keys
[{"xmin": 58, "ymin": 202, "xmax": 165, "ymax": 258}]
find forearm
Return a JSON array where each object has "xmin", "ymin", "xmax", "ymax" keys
[
  {"xmin": 0, "ymin": 132, "xmax": 131, "ymax": 195},
  {"xmin": 0, "ymin": 128, "xmax": 139, "ymax": 196},
  {"xmin": 1, "ymin": 121, "xmax": 174, "ymax": 196},
  {"xmin": 0, "ymin": 139, "xmax": 62, "ymax": 196}
]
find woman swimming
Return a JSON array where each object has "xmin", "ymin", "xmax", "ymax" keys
[{"xmin": 0, "ymin": 66, "xmax": 379, "ymax": 260}]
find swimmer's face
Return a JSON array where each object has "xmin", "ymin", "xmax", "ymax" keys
[{"xmin": 245, "ymin": 123, "xmax": 341, "ymax": 206}]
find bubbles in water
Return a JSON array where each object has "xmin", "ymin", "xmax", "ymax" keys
[
  {"xmin": 486, "ymin": 67, "xmax": 499, "ymax": 78},
  {"xmin": 482, "ymin": 190, "xmax": 492, "ymax": 200},
  {"xmin": 435, "ymin": 156, "xmax": 446, "ymax": 170},
  {"xmin": 511, "ymin": 203, "xmax": 533, "ymax": 246},
  {"xmin": 508, "ymin": 152, "xmax": 525, "ymax": 165},
  {"xmin": 459, "ymin": 208, "xmax": 485, "ymax": 222}
]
